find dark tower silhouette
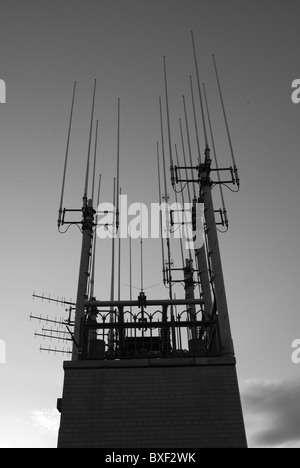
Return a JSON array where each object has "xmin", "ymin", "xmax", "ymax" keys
[{"xmin": 54, "ymin": 38, "xmax": 247, "ymax": 449}]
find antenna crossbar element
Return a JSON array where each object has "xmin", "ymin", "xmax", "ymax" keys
[
  {"xmin": 35, "ymin": 332, "xmax": 73, "ymax": 342},
  {"xmin": 39, "ymin": 347, "xmax": 72, "ymax": 355},
  {"xmin": 30, "ymin": 314, "xmax": 68, "ymax": 327}
]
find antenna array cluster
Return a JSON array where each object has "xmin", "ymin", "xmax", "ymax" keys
[{"xmin": 31, "ymin": 31, "xmax": 240, "ymax": 361}]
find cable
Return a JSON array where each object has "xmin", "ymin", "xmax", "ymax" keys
[
  {"xmin": 171, "ymin": 181, "xmax": 189, "ymax": 194},
  {"xmin": 58, "ymin": 223, "xmax": 82, "ymax": 235},
  {"xmin": 222, "ymin": 183, "xmax": 240, "ymax": 193},
  {"xmin": 217, "ymin": 227, "xmax": 229, "ymax": 234}
]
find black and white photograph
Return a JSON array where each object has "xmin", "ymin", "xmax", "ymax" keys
[{"xmin": 0, "ymin": 0, "xmax": 299, "ymax": 450}]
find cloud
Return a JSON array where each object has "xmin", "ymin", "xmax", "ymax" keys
[
  {"xmin": 241, "ymin": 378, "xmax": 300, "ymax": 448},
  {"xmin": 31, "ymin": 409, "xmax": 60, "ymax": 434}
]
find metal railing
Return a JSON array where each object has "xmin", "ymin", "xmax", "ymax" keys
[{"xmin": 79, "ymin": 305, "xmax": 221, "ymax": 360}]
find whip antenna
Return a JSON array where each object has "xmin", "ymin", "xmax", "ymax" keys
[
  {"xmin": 58, "ymin": 81, "xmax": 76, "ymax": 228},
  {"xmin": 212, "ymin": 55, "xmax": 240, "ymax": 187},
  {"xmin": 84, "ymin": 79, "xmax": 97, "ymax": 202},
  {"xmin": 191, "ymin": 31, "xmax": 209, "ymax": 149}
]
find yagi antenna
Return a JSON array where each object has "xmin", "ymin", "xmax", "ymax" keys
[
  {"xmin": 84, "ymin": 79, "xmax": 97, "ymax": 202},
  {"xmin": 58, "ymin": 81, "xmax": 77, "ymax": 229},
  {"xmin": 212, "ymin": 55, "xmax": 240, "ymax": 188}
]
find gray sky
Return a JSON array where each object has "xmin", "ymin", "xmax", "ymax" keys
[{"xmin": 0, "ymin": 0, "xmax": 300, "ymax": 448}]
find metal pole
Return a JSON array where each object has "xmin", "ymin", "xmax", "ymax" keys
[
  {"xmin": 72, "ymin": 201, "xmax": 95, "ymax": 360},
  {"xmin": 202, "ymin": 180, "xmax": 234, "ymax": 356}
]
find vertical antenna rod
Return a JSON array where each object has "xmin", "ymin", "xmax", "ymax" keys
[
  {"xmin": 173, "ymin": 150, "xmax": 185, "ymax": 269},
  {"xmin": 58, "ymin": 81, "xmax": 76, "ymax": 228},
  {"xmin": 110, "ymin": 178, "xmax": 116, "ymax": 307},
  {"xmin": 118, "ymin": 188, "xmax": 122, "ymax": 301},
  {"xmin": 159, "ymin": 97, "xmax": 173, "ymax": 299},
  {"xmin": 203, "ymin": 83, "xmax": 228, "ymax": 228},
  {"xmin": 191, "ymin": 31, "xmax": 209, "ymax": 149},
  {"xmin": 91, "ymin": 120, "xmax": 99, "ymax": 205},
  {"xmin": 108, "ymin": 178, "xmax": 116, "ymax": 353},
  {"xmin": 90, "ymin": 174, "xmax": 102, "ymax": 299},
  {"xmin": 179, "ymin": 117, "xmax": 193, "ymax": 262},
  {"xmin": 116, "ymin": 98, "xmax": 121, "ymax": 230},
  {"xmin": 129, "ymin": 226, "xmax": 133, "ymax": 313},
  {"xmin": 175, "ymin": 144, "xmax": 189, "ymax": 267},
  {"xmin": 163, "ymin": 56, "xmax": 175, "ymax": 186},
  {"xmin": 157, "ymin": 142, "xmax": 166, "ymax": 284},
  {"xmin": 179, "ymin": 118, "xmax": 192, "ymax": 211},
  {"xmin": 140, "ymin": 210, "xmax": 144, "ymax": 293},
  {"xmin": 190, "ymin": 75, "xmax": 202, "ymax": 165},
  {"xmin": 183, "ymin": 95, "xmax": 196, "ymax": 200},
  {"xmin": 212, "ymin": 55, "xmax": 240, "ymax": 187},
  {"xmin": 84, "ymin": 79, "xmax": 97, "ymax": 202},
  {"xmin": 159, "ymin": 98, "xmax": 168, "ymax": 204}
]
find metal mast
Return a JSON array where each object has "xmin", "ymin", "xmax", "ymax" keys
[{"xmin": 73, "ymin": 81, "xmax": 97, "ymax": 360}]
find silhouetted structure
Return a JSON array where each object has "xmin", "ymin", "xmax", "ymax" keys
[{"xmin": 51, "ymin": 34, "xmax": 247, "ymax": 448}]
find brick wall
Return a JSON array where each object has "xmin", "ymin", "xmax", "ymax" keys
[{"xmin": 57, "ymin": 357, "xmax": 247, "ymax": 448}]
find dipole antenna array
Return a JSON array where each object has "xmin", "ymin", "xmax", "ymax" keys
[
  {"xmin": 157, "ymin": 31, "xmax": 240, "ymax": 356},
  {"xmin": 32, "ymin": 32, "xmax": 241, "ymax": 361},
  {"xmin": 48, "ymin": 80, "xmax": 101, "ymax": 359}
]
